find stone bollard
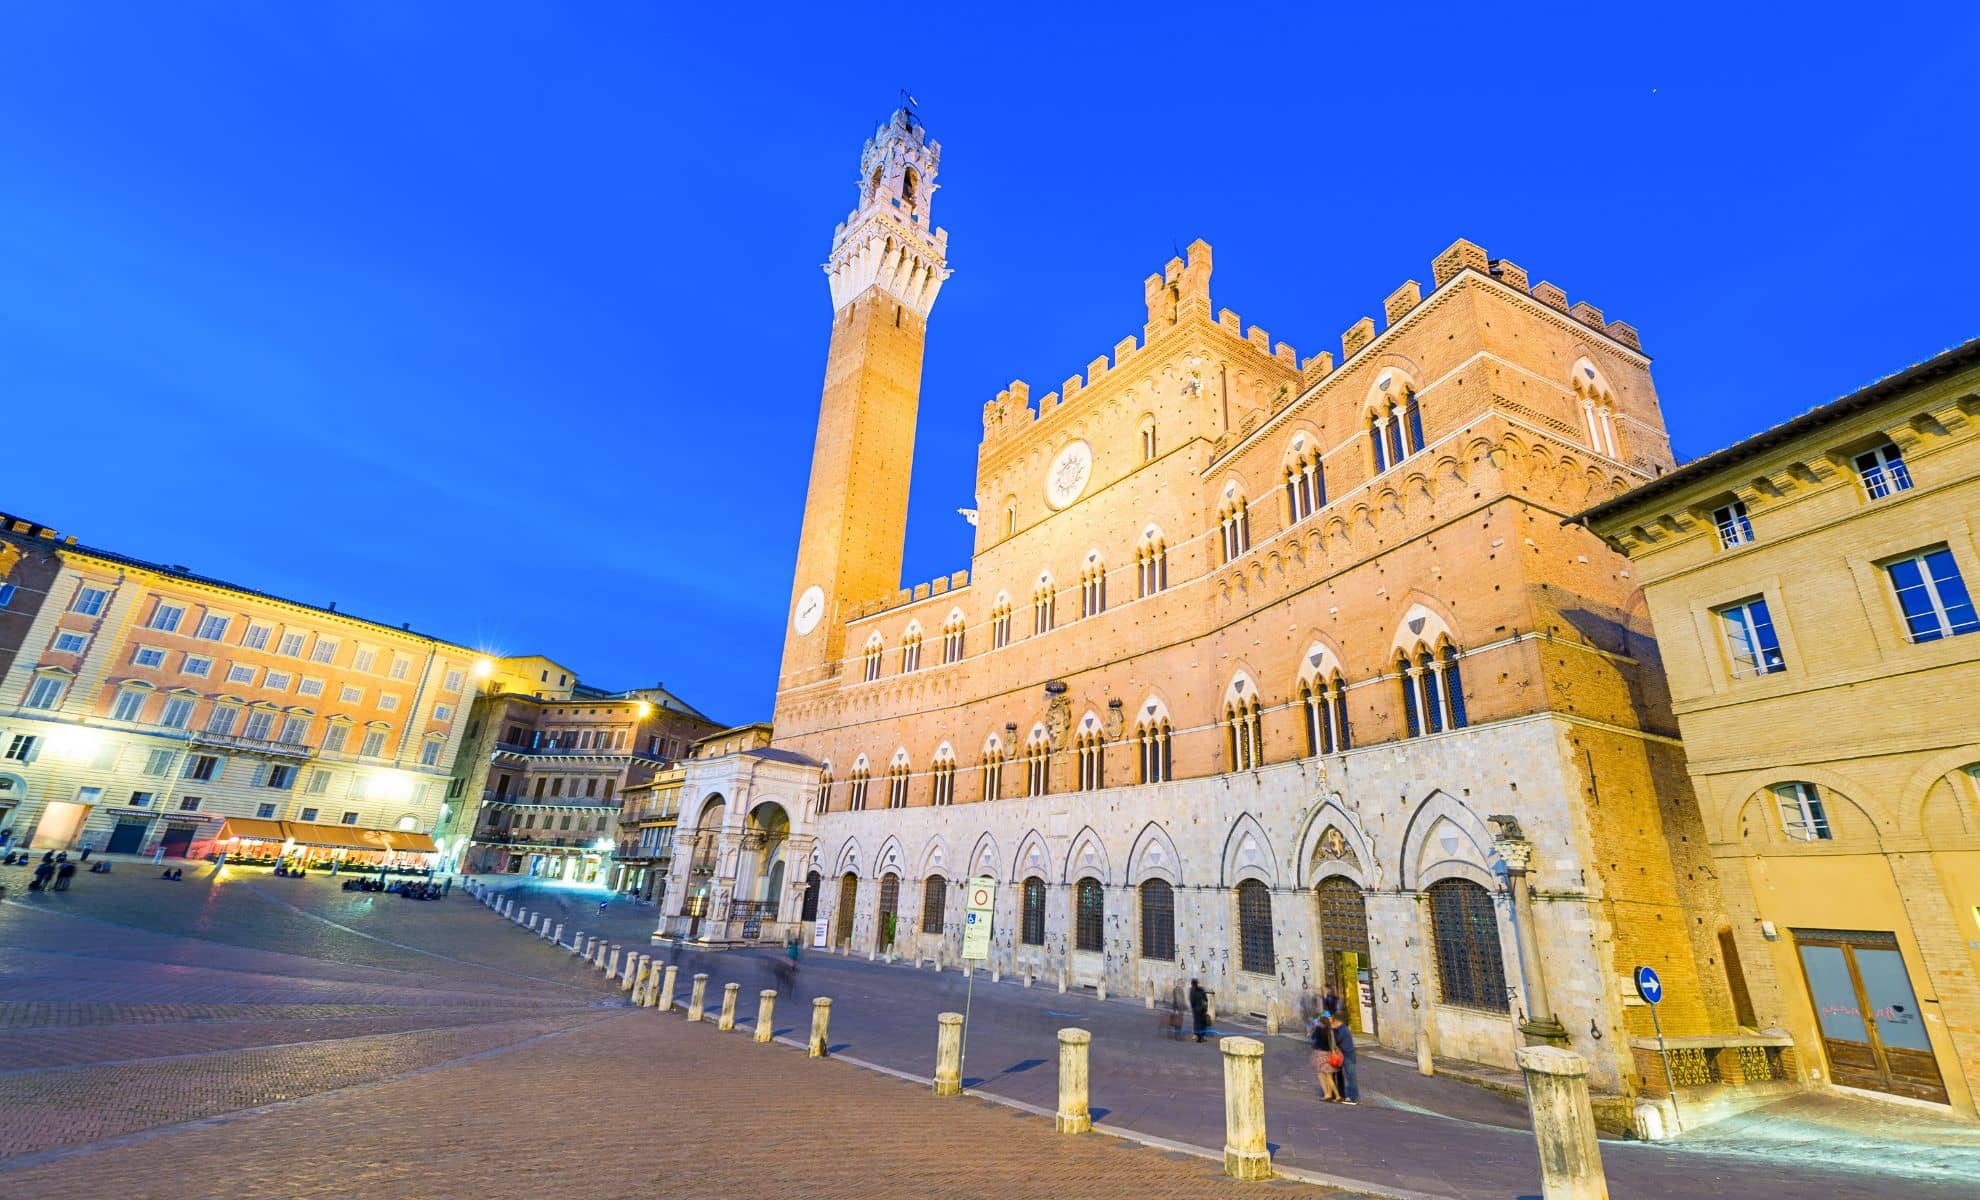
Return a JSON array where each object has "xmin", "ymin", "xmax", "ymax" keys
[
  {"xmin": 630, "ymin": 954, "xmax": 651, "ymax": 996},
  {"xmin": 1219, "ymin": 1036, "xmax": 1271, "ymax": 1180},
  {"xmin": 583, "ymin": 935, "xmax": 597, "ymax": 959},
  {"xmin": 1417, "ymin": 1024, "xmax": 1436, "ymax": 1077},
  {"xmin": 1096, "ymin": 980, "xmax": 1107, "ymax": 1003},
  {"xmin": 1057, "ymin": 971, "xmax": 1067, "ymax": 994},
  {"xmin": 1145, "ymin": 983, "xmax": 1155, "ymax": 1010},
  {"xmin": 809, "ymin": 997, "xmax": 832, "ymax": 1057},
  {"xmin": 594, "ymin": 941, "xmax": 609, "ymax": 969},
  {"xmin": 687, "ymin": 973, "xmax": 709, "ymax": 1022},
  {"xmin": 659, "ymin": 963, "xmax": 680, "ymax": 1012},
  {"xmin": 621, "ymin": 952, "xmax": 639, "ymax": 990},
  {"xmin": 755, "ymin": 989, "xmax": 777, "ymax": 1043},
  {"xmin": 933, "ymin": 1011, "xmax": 964, "ymax": 1096},
  {"xmin": 1056, "ymin": 1028, "xmax": 1092, "ymax": 1134},
  {"xmin": 1516, "ymin": 1046, "xmax": 1609, "ymax": 1200},
  {"xmin": 502, "ymin": 899, "xmax": 514, "ymax": 918},
  {"xmin": 606, "ymin": 946, "xmax": 621, "ymax": 977},
  {"xmin": 552, "ymin": 921, "xmax": 564, "ymax": 943},
  {"xmin": 719, "ymin": 982, "xmax": 740, "ymax": 1031}
]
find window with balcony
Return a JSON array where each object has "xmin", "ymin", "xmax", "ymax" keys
[
  {"xmin": 1854, "ymin": 442, "xmax": 1913, "ymax": 500},
  {"xmin": 1713, "ymin": 500, "xmax": 1754, "ymax": 549},
  {"xmin": 1717, "ymin": 597, "xmax": 1786, "ymax": 677}
]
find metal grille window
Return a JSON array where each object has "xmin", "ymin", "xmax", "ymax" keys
[
  {"xmin": 1428, "ymin": 879, "xmax": 1509, "ymax": 1011},
  {"xmin": 1021, "ymin": 877, "xmax": 1046, "ymax": 946},
  {"xmin": 1854, "ymin": 442, "xmax": 1913, "ymax": 499},
  {"xmin": 921, "ymin": 875, "xmax": 947, "ymax": 933},
  {"xmin": 1139, "ymin": 879, "xmax": 1175, "ymax": 960},
  {"xmin": 1074, "ymin": 878, "xmax": 1104, "ymax": 952},
  {"xmin": 1236, "ymin": 879, "xmax": 1274, "ymax": 975}
]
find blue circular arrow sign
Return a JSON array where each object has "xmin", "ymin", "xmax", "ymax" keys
[{"xmin": 1634, "ymin": 965, "xmax": 1664, "ymax": 1005}]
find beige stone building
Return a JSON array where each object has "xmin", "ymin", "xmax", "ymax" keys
[
  {"xmin": 443, "ymin": 655, "xmax": 719, "ymax": 886},
  {"xmin": 657, "ymin": 107, "xmax": 1759, "ymax": 1111},
  {"xmin": 1580, "ymin": 339, "xmax": 1980, "ymax": 1117},
  {"xmin": 0, "ymin": 511, "xmax": 482, "ymax": 861}
]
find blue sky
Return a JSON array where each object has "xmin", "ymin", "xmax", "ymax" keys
[{"xmin": 3, "ymin": 4, "xmax": 1975, "ymax": 723}]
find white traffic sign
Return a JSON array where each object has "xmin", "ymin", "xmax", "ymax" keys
[{"xmin": 961, "ymin": 874, "xmax": 996, "ymax": 961}]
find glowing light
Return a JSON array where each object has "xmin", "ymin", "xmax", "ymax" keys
[
  {"xmin": 636, "ymin": 700, "xmax": 653, "ymax": 718},
  {"xmin": 366, "ymin": 772, "xmax": 416, "ymax": 803},
  {"xmin": 45, "ymin": 725, "xmax": 105, "ymax": 763},
  {"xmin": 473, "ymin": 658, "xmax": 494, "ymax": 678}
]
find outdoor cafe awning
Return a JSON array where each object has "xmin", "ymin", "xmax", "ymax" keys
[
  {"xmin": 216, "ymin": 817, "xmax": 286, "ymax": 842},
  {"xmin": 280, "ymin": 822, "xmax": 392, "ymax": 852},
  {"xmin": 382, "ymin": 831, "xmax": 438, "ymax": 853}
]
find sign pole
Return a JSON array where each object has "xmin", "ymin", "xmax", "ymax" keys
[
  {"xmin": 1634, "ymin": 964, "xmax": 1681, "ymax": 1135},
  {"xmin": 960, "ymin": 966, "xmax": 976, "ymax": 1082},
  {"xmin": 959, "ymin": 874, "xmax": 997, "ymax": 1089}
]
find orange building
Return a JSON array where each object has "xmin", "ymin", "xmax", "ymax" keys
[
  {"xmin": 0, "ymin": 511, "xmax": 483, "ymax": 862},
  {"xmin": 660, "ymin": 109, "xmax": 1758, "ymax": 1116}
]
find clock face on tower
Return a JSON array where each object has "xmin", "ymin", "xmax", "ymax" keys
[
  {"xmin": 793, "ymin": 585, "xmax": 826, "ymax": 636},
  {"xmin": 1044, "ymin": 440, "xmax": 1094, "ymax": 509}
]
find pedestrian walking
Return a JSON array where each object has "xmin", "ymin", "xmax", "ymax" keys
[
  {"xmin": 1310, "ymin": 1015, "xmax": 1342, "ymax": 1101},
  {"xmin": 1327, "ymin": 1012, "xmax": 1359, "ymax": 1104},
  {"xmin": 1320, "ymin": 983, "xmax": 1342, "ymax": 1021},
  {"xmin": 79, "ymin": 842, "xmax": 93, "ymax": 862},
  {"xmin": 54, "ymin": 858, "xmax": 77, "ymax": 892},
  {"xmin": 1188, "ymin": 978, "xmax": 1210, "ymax": 1043},
  {"xmin": 30, "ymin": 857, "xmax": 54, "ymax": 892}
]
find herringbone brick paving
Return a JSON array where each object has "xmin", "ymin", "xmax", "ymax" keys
[{"xmin": 0, "ymin": 870, "xmax": 1345, "ymax": 1198}]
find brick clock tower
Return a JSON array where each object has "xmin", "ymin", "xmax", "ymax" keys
[{"xmin": 779, "ymin": 109, "xmax": 950, "ymax": 694}]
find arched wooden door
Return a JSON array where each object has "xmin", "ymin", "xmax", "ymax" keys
[
  {"xmin": 1316, "ymin": 876, "xmax": 1375, "ymax": 1034},
  {"xmin": 834, "ymin": 873, "xmax": 858, "ymax": 947}
]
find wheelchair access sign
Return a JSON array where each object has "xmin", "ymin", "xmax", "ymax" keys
[{"xmin": 961, "ymin": 874, "xmax": 996, "ymax": 961}]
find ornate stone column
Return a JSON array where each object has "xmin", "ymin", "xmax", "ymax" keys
[{"xmin": 1492, "ymin": 816, "xmax": 1568, "ymax": 1046}]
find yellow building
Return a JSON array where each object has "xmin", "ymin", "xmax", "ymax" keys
[
  {"xmin": 0, "ymin": 511, "xmax": 487, "ymax": 863},
  {"xmin": 1580, "ymin": 339, "xmax": 1980, "ymax": 1117}
]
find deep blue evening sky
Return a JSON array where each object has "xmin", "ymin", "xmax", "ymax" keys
[{"xmin": 3, "ymin": 5, "xmax": 1975, "ymax": 723}]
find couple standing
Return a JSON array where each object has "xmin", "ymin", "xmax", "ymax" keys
[{"xmin": 1310, "ymin": 986, "xmax": 1359, "ymax": 1104}]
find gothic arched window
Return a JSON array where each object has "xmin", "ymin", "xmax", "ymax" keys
[
  {"xmin": 1428, "ymin": 878, "xmax": 1507, "ymax": 1011},
  {"xmin": 1236, "ymin": 879, "xmax": 1274, "ymax": 975},
  {"xmin": 921, "ymin": 874, "xmax": 946, "ymax": 932},
  {"xmin": 1139, "ymin": 878, "xmax": 1175, "ymax": 960},
  {"xmin": 1075, "ymin": 878, "xmax": 1105, "ymax": 952},
  {"xmin": 1021, "ymin": 877, "xmax": 1046, "ymax": 946}
]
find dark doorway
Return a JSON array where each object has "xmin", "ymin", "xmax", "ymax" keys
[
  {"xmin": 159, "ymin": 825, "xmax": 196, "ymax": 858},
  {"xmin": 801, "ymin": 870, "xmax": 822, "ymax": 923},
  {"xmin": 834, "ymin": 873, "xmax": 858, "ymax": 947},
  {"xmin": 106, "ymin": 820, "xmax": 149, "ymax": 855}
]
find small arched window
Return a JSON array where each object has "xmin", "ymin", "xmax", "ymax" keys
[
  {"xmin": 1032, "ymin": 576, "xmax": 1056, "ymax": 636},
  {"xmin": 1076, "ymin": 729, "xmax": 1105, "ymax": 791},
  {"xmin": 847, "ymin": 759, "xmax": 871, "ymax": 811},
  {"xmin": 815, "ymin": 765, "xmax": 833, "ymax": 815},
  {"xmin": 1139, "ymin": 878, "xmax": 1175, "ymax": 960},
  {"xmin": 1137, "ymin": 529, "xmax": 1169, "ymax": 597},
  {"xmin": 979, "ymin": 736, "xmax": 1004, "ymax": 803},
  {"xmin": 862, "ymin": 635, "xmax": 884, "ymax": 683},
  {"xmin": 1428, "ymin": 878, "xmax": 1507, "ymax": 1011},
  {"xmin": 1004, "ymin": 498, "xmax": 1018, "ymax": 539},
  {"xmin": 1137, "ymin": 717, "xmax": 1172, "ymax": 783},
  {"xmin": 1224, "ymin": 682, "xmax": 1262, "ymax": 771},
  {"xmin": 942, "ymin": 610, "xmax": 966, "ymax": 664},
  {"xmin": 921, "ymin": 874, "xmax": 947, "ymax": 932},
  {"xmin": 1400, "ymin": 641, "xmax": 1467, "ymax": 737},
  {"xmin": 1080, "ymin": 559, "xmax": 1107, "ymax": 619},
  {"xmin": 887, "ymin": 750, "xmax": 911, "ymax": 809},
  {"xmin": 930, "ymin": 747, "xmax": 956, "ymax": 806},
  {"xmin": 1021, "ymin": 877, "xmax": 1046, "ymax": 945},
  {"xmin": 1025, "ymin": 728, "xmax": 1050, "ymax": 797},
  {"xmin": 1236, "ymin": 879, "xmax": 1274, "ymax": 975},
  {"xmin": 1075, "ymin": 878, "xmax": 1105, "ymax": 952},
  {"xmin": 1284, "ymin": 440, "xmax": 1325, "ymax": 523},
  {"xmin": 1219, "ymin": 495, "xmax": 1251, "ymax": 563},
  {"xmin": 991, "ymin": 593, "xmax": 1013, "ymax": 650},
  {"xmin": 1140, "ymin": 420, "xmax": 1158, "ymax": 462},
  {"xmin": 901, "ymin": 166, "xmax": 918, "ymax": 205},
  {"xmin": 900, "ymin": 624, "xmax": 922, "ymax": 674}
]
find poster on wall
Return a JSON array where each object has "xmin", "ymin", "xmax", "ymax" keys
[{"xmin": 812, "ymin": 917, "xmax": 828, "ymax": 949}]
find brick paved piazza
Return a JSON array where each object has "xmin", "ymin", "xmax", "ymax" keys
[{"xmin": 1, "ymin": 870, "xmax": 1974, "ymax": 1200}]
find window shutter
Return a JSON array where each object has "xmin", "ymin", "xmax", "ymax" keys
[{"xmin": 251, "ymin": 763, "xmax": 268, "ymax": 787}]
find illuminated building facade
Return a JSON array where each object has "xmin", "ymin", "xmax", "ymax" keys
[{"xmin": 0, "ymin": 511, "xmax": 482, "ymax": 860}]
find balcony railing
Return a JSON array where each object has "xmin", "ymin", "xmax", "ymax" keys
[{"xmin": 193, "ymin": 730, "xmax": 316, "ymax": 760}]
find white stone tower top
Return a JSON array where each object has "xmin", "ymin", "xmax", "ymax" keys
[{"xmin": 826, "ymin": 107, "xmax": 951, "ymax": 316}]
